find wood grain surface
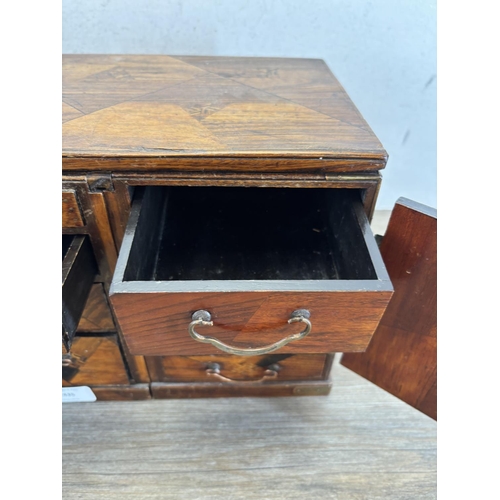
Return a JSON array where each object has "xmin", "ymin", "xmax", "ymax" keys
[
  {"xmin": 86, "ymin": 191, "xmax": 118, "ymax": 277},
  {"xmin": 62, "ymin": 236, "xmax": 97, "ymax": 351},
  {"xmin": 62, "ymin": 55, "xmax": 387, "ymax": 173},
  {"xmin": 62, "ymin": 335, "xmax": 130, "ymax": 386},
  {"xmin": 103, "ymin": 180, "xmax": 132, "ymax": 250},
  {"xmin": 76, "ymin": 284, "xmax": 115, "ymax": 333},
  {"xmin": 62, "ymin": 190, "xmax": 84, "ymax": 227},
  {"xmin": 151, "ymin": 379, "xmax": 333, "ymax": 398},
  {"xmin": 342, "ymin": 198, "xmax": 437, "ymax": 419},
  {"xmin": 90, "ymin": 385, "xmax": 151, "ymax": 401},
  {"xmin": 146, "ymin": 353, "xmax": 329, "ymax": 383},
  {"xmin": 62, "ymin": 358, "xmax": 436, "ymax": 499},
  {"xmin": 110, "ymin": 185, "xmax": 392, "ymax": 356},
  {"xmin": 111, "ymin": 290, "xmax": 392, "ymax": 356},
  {"xmin": 119, "ymin": 340, "xmax": 151, "ymax": 385}
]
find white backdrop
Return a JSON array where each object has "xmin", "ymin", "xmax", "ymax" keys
[{"xmin": 63, "ymin": 0, "xmax": 436, "ymax": 210}]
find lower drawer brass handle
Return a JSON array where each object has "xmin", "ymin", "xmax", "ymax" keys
[
  {"xmin": 188, "ymin": 309, "xmax": 312, "ymax": 356},
  {"xmin": 206, "ymin": 362, "xmax": 279, "ymax": 383}
]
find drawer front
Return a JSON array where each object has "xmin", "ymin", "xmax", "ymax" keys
[
  {"xmin": 63, "ymin": 235, "xmax": 97, "ymax": 350},
  {"xmin": 147, "ymin": 353, "xmax": 330, "ymax": 383},
  {"xmin": 62, "ymin": 335, "xmax": 130, "ymax": 386},
  {"xmin": 113, "ymin": 291, "xmax": 391, "ymax": 356},
  {"xmin": 77, "ymin": 283, "xmax": 115, "ymax": 333},
  {"xmin": 110, "ymin": 186, "xmax": 392, "ymax": 356},
  {"xmin": 62, "ymin": 190, "xmax": 84, "ymax": 228}
]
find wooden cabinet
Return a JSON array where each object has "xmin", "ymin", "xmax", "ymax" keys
[{"xmin": 62, "ymin": 55, "xmax": 391, "ymax": 398}]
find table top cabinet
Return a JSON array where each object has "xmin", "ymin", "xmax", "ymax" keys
[{"xmin": 62, "ymin": 55, "xmax": 392, "ymax": 398}]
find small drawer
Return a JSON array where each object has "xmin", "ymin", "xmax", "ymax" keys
[
  {"xmin": 110, "ymin": 187, "xmax": 393, "ymax": 356},
  {"xmin": 62, "ymin": 190, "xmax": 84, "ymax": 228},
  {"xmin": 62, "ymin": 235, "xmax": 97, "ymax": 350},
  {"xmin": 147, "ymin": 354, "xmax": 331, "ymax": 383},
  {"xmin": 62, "ymin": 334, "xmax": 130, "ymax": 386}
]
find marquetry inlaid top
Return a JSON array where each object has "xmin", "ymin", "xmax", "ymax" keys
[{"xmin": 62, "ymin": 55, "xmax": 386, "ymax": 173}]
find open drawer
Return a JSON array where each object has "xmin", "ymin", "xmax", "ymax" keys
[
  {"xmin": 62, "ymin": 235, "xmax": 97, "ymax": 351},
  {"xmin": 110, "ymin": 187, "xmax": 393, "ymax": 356}
]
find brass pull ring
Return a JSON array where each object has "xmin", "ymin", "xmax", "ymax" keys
[
  {"xmin": 188, "ymin": 309, "xmax": 311, "ymax": 356},
  {"xmin": 205, "ymin": 363, "xmax": 279, "ymax": 383}
]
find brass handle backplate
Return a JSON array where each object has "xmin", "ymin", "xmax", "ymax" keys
[{"xmin": 188, "ymin": 309, "xmax": 312, "ymax": 356}]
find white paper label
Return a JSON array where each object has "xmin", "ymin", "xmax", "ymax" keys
[{"xmin": 62, "ymin": 386, "xmax": 97, "ymax": 403}]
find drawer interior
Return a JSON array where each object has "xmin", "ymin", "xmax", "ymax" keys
[
  {"xmin": 62, "ymin": 235, "xmax": 97, "ymax": 351},
  {"xmin": 122, "ymin": 187, "xmax": 378, "ymax": 283},
  {"xmin": 62, "ymin": 234, "xmax": 73, "ymax": 260}
]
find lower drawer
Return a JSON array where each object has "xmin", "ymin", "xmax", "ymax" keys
[
  {"xmin": 62, "ymin": 334, "xmax": 130, "ymax": 386},
  {"xmin": 146, "ymin": 353, "xmax": 331, "ymax": 383}
]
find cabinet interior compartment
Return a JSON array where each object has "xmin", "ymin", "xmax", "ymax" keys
[{"xmin": 123, "ymin": 186, "xmax": 378, "ymax": 282}]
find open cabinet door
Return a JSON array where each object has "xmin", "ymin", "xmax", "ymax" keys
[{"xmin": 341, "ymin": 197, "xmax": 437, "ymax": 420}]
